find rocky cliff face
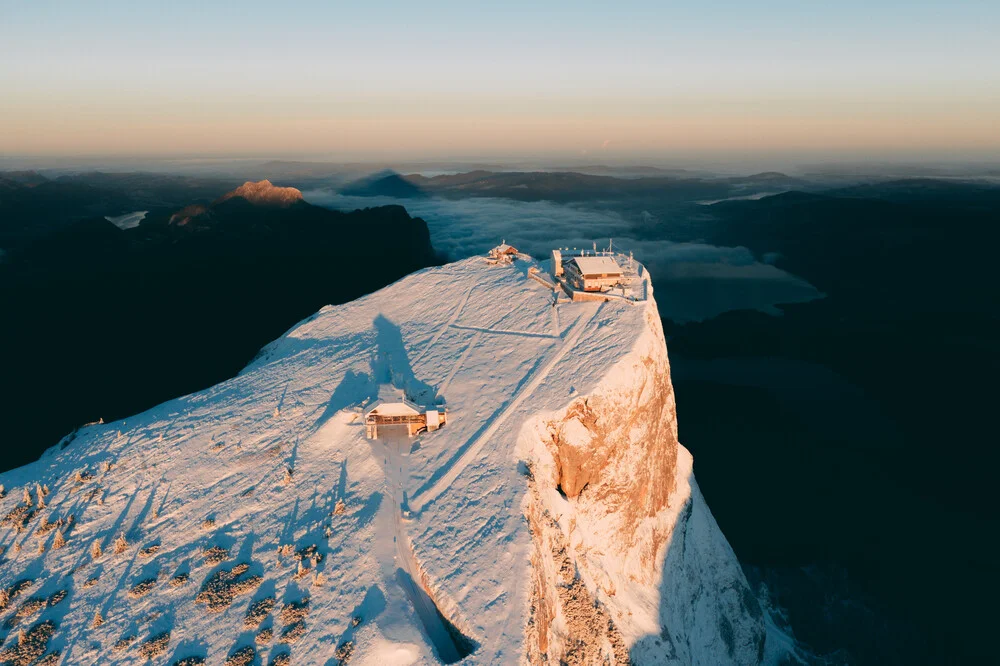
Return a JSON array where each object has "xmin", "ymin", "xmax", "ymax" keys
[{"xmin": 519, "ymin": 297, "xmax": 765, "ymax": 665}]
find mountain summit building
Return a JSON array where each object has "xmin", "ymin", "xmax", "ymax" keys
[
  {"xmin": 563, "ymin": 255, "xmax": 624, "ymax": 292},
  {"xmin": 364, "ymin": 387, "xmax": 447, "ymax": 439}
]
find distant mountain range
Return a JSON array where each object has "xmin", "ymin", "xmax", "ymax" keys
[
  {"xmin": 339, "ymin": 169, "xmax": 812, "ymax": 203},
  {"xmin": 0, "ymin": 170, "xmax": 243, "ymax": 252}
]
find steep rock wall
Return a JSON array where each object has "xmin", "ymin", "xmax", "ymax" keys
[{"xmin": 520, "ymin": 298, "xmax": 765, "ymax": 665}]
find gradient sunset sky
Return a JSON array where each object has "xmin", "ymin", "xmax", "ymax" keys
[{"xmin": 2, "ymin": 0, "xmax": 998, "ymax": 162}]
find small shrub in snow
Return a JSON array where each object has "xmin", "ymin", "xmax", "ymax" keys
[
  {"xmin": 243, "ymin": 596, "xmax": 275, "ymax": 628},
  {"xmin": 202, "ymin": 546, "xmax": 229, "ymax": 565},
  {"xmin": 90, "ymin": 541, "xmax": 102, "ymax": 559},
  {"xmin": 92, "ymin": 611, "xmax": 104, "ymax": 628},
  {"xmin": 137, "ymin": 631, "xmax": 170, "ymax": 659},
  {"xmin": 34, "ymin": 651, "xmax": 60, "ymax": 666},
  {"xmin": 52, "ymin": 531, "xmax": 66, "ymax": 550},
  {"xmin": 169, "ymin": 573, "xmax": 189, "ymax": 588},
  {"xmin": 201, "ymin": 517, "xmax": 215, "ymax": 530},
  {"xmin": 255, "ymin": 627, "xmax": 273, "ymax": 644},
  {"xmin": 6, "ymin": 597, "xmax": 45, "ymax": 628},
  {"xmin": 0, "ymin": 581, "xmax": 33, "ymax": 611},
  {"xmin": 224, "ymin": 645, "xmax": 256, "ymax": 666},
  {"xmin": 128, "ymin": 578, "xmax": 157, "ymax": 599},
  {"xmin": 334, "ymin": 640, "xmax": 355, "ymax": 665},
  {"xmin": 279, "ymin": 597, "xmax": 310, "ymax": 625},
  {"xmin": 268, "ymin": 652, "xmax": 290, "ymax": 666},
  {"xmin": 113, "ymin": 534, "xmax": 128, "ymax": 555},
  {"xmin": 22, "ymin": 488, "xmax": 32, "ymax": 506},
  {"xmin": 139, "ymin": 544, "xmax": 159, "ymax": 558},
  {"xmin": 313, "ymin": 571, "xmax": 326, "ymax": 587},
  {"xmin": 112, "ymin": 635, "xmax": 136, "ymax": 652},
  {"xmin": 195, "ymin": 563, "xmax": 262, "ymax": 612},
  {"xmin": 293, "ymin": 560, "xmax": 308, "ymax": 581},
  {"xmin": 36, "ymin": 517, "xmax": 55, "ymax": 536},
  {"xmin": 83, "ymin": 576, "xmax": 99, "ymax": 589},
  {"xmin": 2, "ymin": 504, "xmax": 37, "ymax": 532},
  {"xmin": 0, "ymin": 484, "xmax": 5, "ymax": 498},
  {"xmin": 6, "ymin": 590, "xmax": 65, "ymax": 628},
  {"xmin": 333, "ymin": 499, "xmax": 347, "ymax": 515},
  {"xmin": 282, "ymin": 466, "xmax": 294, "ymax": 485},
  {"xmin": 295, "ymin": 544, "xmax": 321, "ymax": 564},
  {"xmin": 277, "ymin": 621, "xmax": 306, "ymax": 644}
]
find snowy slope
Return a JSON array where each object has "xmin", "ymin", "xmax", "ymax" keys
[{"xmin": 0, "ymin": 256, "xmax": 768, "ymax": 665}]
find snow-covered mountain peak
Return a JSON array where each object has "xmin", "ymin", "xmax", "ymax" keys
[{"xmin": 0, "ymin": 256, "xmax": 768, "ymax": 665}]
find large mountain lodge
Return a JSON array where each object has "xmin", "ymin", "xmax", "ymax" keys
[{"xmin": 561, "ymin": 255, "xmax": 624, "ymax": 292}]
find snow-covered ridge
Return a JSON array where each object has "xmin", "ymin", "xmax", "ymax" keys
[{"xmin": 0, "ymin": 256, "xmax": 765, "ymax": 664}]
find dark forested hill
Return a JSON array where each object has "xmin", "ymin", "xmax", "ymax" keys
[
  {"xmin": 0, "ymin": 180, "xmax": 442, "ymax": 468},
  {"xmin": 663, "ymin": 179, "xmax": 1000, "ymax": 664}
]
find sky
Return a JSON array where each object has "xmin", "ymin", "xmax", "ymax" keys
[{"xmin": 2, "ymin": 0, "xmax": 998, "ymax": 162}]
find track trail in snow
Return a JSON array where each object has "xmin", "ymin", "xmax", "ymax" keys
[
  {"xmin": 438, "ymin": 332, "xmax": 482, "ymax": 398},
  {"xmin": 412, "ymin": 284, "xmax": 475, "ymax": 367},
  {"xmin": 409, "ymin": 302, "xmax": 603, "ymax": 513}
]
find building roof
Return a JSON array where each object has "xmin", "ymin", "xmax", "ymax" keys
[
  {"xmin": 569, "ymin": 255, "xmax": 622, "ymax": 276},
  {"xmin": 489, "ymin": 243, "xmax": 518, "ymax": 256},
  {"xmin": 368, "ymin": 401, "xmax": 420, "ymax": 416}
]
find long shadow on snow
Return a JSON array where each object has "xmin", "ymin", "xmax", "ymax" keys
[
  {"xmin": 307, "ymin": 314, "xmax": 439, "ymax": 438},
  {"xmin": 314, "ymin": 370, "xmax": 379, "ymax": 430},
  {"xmin": 396, "ymin": 568, "xmax": 477, "ymax": 664},
  {"xmin": 373, "ymin": 315, "xmax": 440, "ymax": 405},
  {"xmin": 325, "ymin": 585, "xmax": 388, "ymax": 666}
]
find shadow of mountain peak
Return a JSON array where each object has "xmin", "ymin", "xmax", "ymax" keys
[{"xmin": 340, "ymin": 170, "xmax": 428, "ymax": 198}]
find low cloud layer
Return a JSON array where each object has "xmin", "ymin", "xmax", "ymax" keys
[{"xmin": 303, "ymin": 190, "xmax": 822, "ymax": 323}]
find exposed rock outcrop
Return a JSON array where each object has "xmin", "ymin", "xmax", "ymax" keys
[
  {"xmin": 521, "ymin": 296, "xmax": 765, "ymax": 664},
  {"xmin": 216, "ymin": 180, "xmax": 303, "ymax": 207}
]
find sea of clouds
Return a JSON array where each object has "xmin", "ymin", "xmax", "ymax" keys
[{"xmin": 303, "ymin": 190, "xmax": 822, "ymax": 323}]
